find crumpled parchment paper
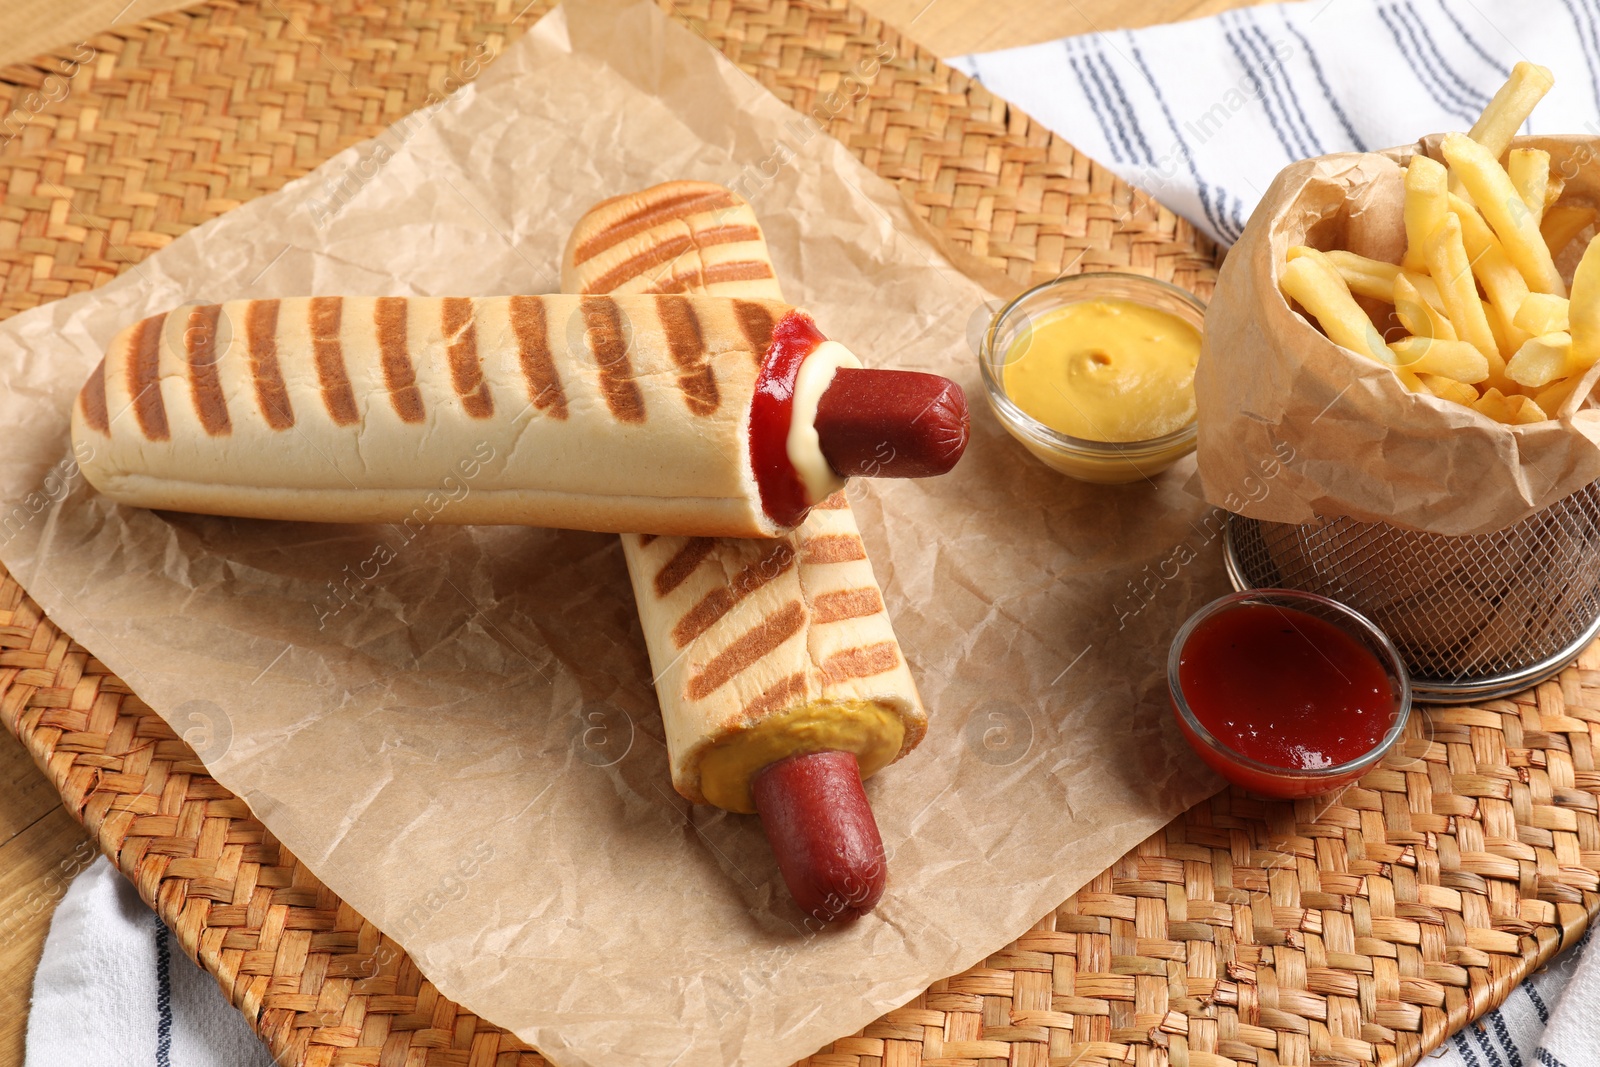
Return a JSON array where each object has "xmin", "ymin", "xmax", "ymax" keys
[{"xmin": 0, "ymin": 3, "xmax": 1228, "ymax": 1064}]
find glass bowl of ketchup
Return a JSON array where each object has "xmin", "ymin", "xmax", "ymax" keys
[{"xmin": 1168, "ymin": 589, "xmax": 1411, "ymax": 799}]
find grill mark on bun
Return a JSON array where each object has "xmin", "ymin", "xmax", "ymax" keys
[
  {"xmin": 820, "ymin": 641, "xmax": 900, "ymax": 684},
  {"xmin": 739, "ymin": 672, "xmax": 807, "ymax": 721},
  {"xmin": 185, "ymin": 303, "xmax": 230, "ymax": 436},
  {"xmin": 581, "ymin": 297, "xmax": 646, "ymax": 424},
  {"xmin": 572, "ymin": 186, "xmax": 738, "ymax": 264},
  {"xmin": 442, "ymin": 297, "xmax": 493, "ymax": 419},
  {"xmin": 310, "ymin": 297, "xmax": 358, "ymax": 427},
  {"xmin": 703, "ymin": 260, "xmax": 776, "ymax": 287},
  {"xmin": 688, "ymin": 600, "xmax": 806, "ymax": 700},
  {"xmin": 646, "ymin": 259, "xmax": 776, "ymax": 295},
  {"xmin": 129, "ymin": 313, "xmax": 169, "ymax": 441},
  {"xmin": 375, "ymin": 296, "xmax": 424, "ymax": 424},
  {"xmin": 655, "ymin": 295, "xmax": 719, "ymax": 416},
  {"xmin": 812, "ymin": 588, "xmax": 884, "ymax": 625},
  {"xmin": 654, "ymin": 537, "xmax": 716, "ymax": 598},
  {"xmin": 509, "ymin": 296, "xmax": 568, "ymax": 420},
  {"xmin": 734, "ymin": 301, "xmax": 777, "ymax": 366},
  {"xmin": 694, "ymin": 224, "xmax": 762, "ymax": 247},
  {"xmin": 79, "ymin": 356, "xmax": 109, "ymax": 434},
  {"xmin": 585, "ymin": 233, "xmax": 693, "ymax": 296},
  {"xmin": 672, "ymin": 541, "xmax": 798, "ymax": 648},
  {"xmin": 247, "ymin": 300, "xmax": 294, "ymax": 430},
  {"xmin": 801, "ymin": 534, "xmax": 867, "ymax": 564}
]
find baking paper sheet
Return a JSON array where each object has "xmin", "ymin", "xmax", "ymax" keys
[{"xmin": 0, "ymin": 3, "xmax": 1228, "ymax": 1064}]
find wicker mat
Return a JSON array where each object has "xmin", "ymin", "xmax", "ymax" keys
[{"xmin": 2, "ymin": 2, "xmax": 1598, "ymax": 1065}]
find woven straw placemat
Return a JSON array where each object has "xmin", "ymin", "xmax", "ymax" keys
[{"xmin": 3, "ymin": 2, "xmax": 1598, "ymax": 1065}]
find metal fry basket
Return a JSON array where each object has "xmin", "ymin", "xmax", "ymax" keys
[{"xmin": 1223, "ymin": 483, "xmax": 1600, "ymax": 703}]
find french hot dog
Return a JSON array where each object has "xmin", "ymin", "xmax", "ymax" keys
[
  {"xmin": 71, "ymin": 293, "xmax": 968, "ymax": 539},
  {"xmin": 564, "ymin": 181, "xmax": 931, "ymax": 922}
]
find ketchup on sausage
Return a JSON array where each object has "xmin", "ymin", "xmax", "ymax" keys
[
  {"xmin": 749, "ymin": 311, "xmax": 970, "ymax": 528},
  {"xmin": 749, "ymin": 313, "xmax": 827, "ymax": 528}
]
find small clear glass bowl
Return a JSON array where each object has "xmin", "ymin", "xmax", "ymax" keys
[
  {"xmin": 979, "ymin": 272, "xmax": 1205, "ymax": 485},
  {"xmin": 1168, "ymin": 589, "xmax": 1413, "ymax": 799}
]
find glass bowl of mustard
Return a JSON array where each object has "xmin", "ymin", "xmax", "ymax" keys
[{"xmin": 980, "ymin": 272, "xmax": 1206, "ymax": 485}]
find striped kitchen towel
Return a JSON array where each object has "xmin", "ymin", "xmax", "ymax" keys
[
  {"xmin": 949, "ymin": 0, "xmax": 1600, "ymax": 247},
  {"xmin": 1431, "ymin": 927, "xmax": 1599, "ymax": 1067},
  {"xmin": 25, "ymin": 857, "xmax": 274, "ymax": 1067}
]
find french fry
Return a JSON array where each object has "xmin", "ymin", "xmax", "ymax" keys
[
  {"xmin": 1507, "ymin": 395, "xmax": 1549, "ymax": 423},
  {"xmin": 1441, "ymin": 132, "xmax": 1566, "ymax": 297},
  {"xmin": 1505, "ymin": 331, "xmax": 1575, "ymax": 387},
  {"xmin": 1544, "ymin": 174, "xmax": 1567, "ymax": 210},
  {"xmin": 1393, "ymin": 273, "xmax": 1456, "ymax": 341},
  {"xmin": 1448, "ymin": 192, "xmax": 1532, "ymax": 351},
  {"xmin": 1473, "ymin": 387, "xmax": 1549, "ymax": 424},
  {"xmin": 1472, "ymin": 387, "xmax": 1514, "ymax": 420},
  {"xmin": 1389, "ymin": 336, "xmax": 1490, "ymax": 382},
  {"xmin": 1291, "ymin": 247, "xmax": 1397, "ymax": 302},
  {"xmin": 1514, "ymin": 292, "xmax": 1569, "ymax": 336},
  {"xmin": 1418, "ymin": 373, "xmax": 1480, "ymax": 406},
  {"xmin": 1280, "ymin": 253, "xmax": 1395, "ymax": 365},
  {"xmin": 1569, "ymin": 233, "xmax": 1600, "ymax": 376},
  {"xmin": 1485, "ymin": 301, "xmax": 1518, "ymax": 358},
  {"xmin": 1535, "ymin": 375, "xmax": 1584, "ymax": 414},
  {"xmin": 1507, "ymin": 148, "xmax": 1550, "ymax": 221},
  {"xmin": 1424, "ymin": 213, "xmax": 1502, "ymax": 363},
  {"xmin": 1542, "ymin": 202, "xmax": 1597, "ymax": 258},
  {"xmin": 1398, "ymin": 269, "xmax": 1448, "ymax": 316},
  {"xmin": 1403, "ymin": 156, "xmax": 1449, "ymax": 272},
  {"xmin": 1467, "ymin": 61, "xmax": 1555, "ymax": 161}
]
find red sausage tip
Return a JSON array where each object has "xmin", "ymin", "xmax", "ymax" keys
[
  {"xmin": 815, "ymin": 368, "xmax": 969, "ymax": 480},
  {"xmin": 751, "ymin": 749, "xmax": 887, "ymax": 923}
]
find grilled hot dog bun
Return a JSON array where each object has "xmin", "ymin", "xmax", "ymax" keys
[{"xmin": 72, "ymin": 294, "xmax": 798, "ymax": 537}]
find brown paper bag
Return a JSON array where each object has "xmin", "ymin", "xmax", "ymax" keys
[{"xmin": 1197, "ymin": 135, "xmax": 1600, "ymax": 537}]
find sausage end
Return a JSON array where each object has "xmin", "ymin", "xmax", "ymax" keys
[
  {"xmin": 815, "ymin": 368, "xmax": 969, "ymax": 480},
  {"xmin": 751, "ymin": 749, "xmax": 887, "ymax": 923}
]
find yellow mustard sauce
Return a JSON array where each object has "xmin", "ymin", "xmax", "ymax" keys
[
  {"xmin": 1002, "ymin": 298, "xmax": 1202, "ymax": 442},
  {"xmin": 696, "ymin": 700, "xmax": 905, "ymax": 814}
]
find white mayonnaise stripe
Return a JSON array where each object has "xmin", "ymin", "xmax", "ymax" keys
[{"xmin": 786, "ymin": 340, "xmax": 859, "ymax": 506}]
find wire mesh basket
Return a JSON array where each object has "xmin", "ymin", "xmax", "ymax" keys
[{"xmin": 1223, "ymin": 483, "xmax": 1600, "ymax": 702}]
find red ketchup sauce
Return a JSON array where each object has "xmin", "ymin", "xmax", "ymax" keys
[
  {"xmin": 749, "ymin": 310, "xmax": 827, "ymax": 529},
  {"xmin": 1174, "ymin": 602, "xmax": 1398, "ymax": 797}
]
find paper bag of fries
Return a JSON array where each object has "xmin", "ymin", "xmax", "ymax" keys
[{"xmin": 1198, "ymin": 63, "xmax": 1600, "ymax": 538}]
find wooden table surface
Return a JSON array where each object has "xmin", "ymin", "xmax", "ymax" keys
[{"xmin": 0, "ymin": 0, "xmax": 1263, "ymax": 1061}]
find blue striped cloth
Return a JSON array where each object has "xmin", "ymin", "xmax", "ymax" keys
[
  {"xmin": 950, "ymin": 0, "xmax": 1600, "ymax": 247},
  {"xmin": 26, "ymin": 858, "xmax": 273, "ymax": 1067}
]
